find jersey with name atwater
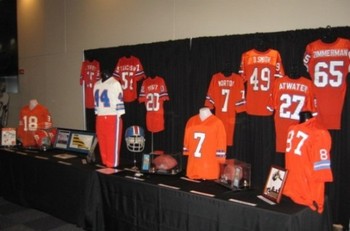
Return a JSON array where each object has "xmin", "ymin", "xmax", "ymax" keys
[
  {"xmin": 267, "ymin": 75, "xmax": 317, "ymax": 152},
  {"xmin": 80, "ymin": 59, "xmax": 101, "ymax": 109}
]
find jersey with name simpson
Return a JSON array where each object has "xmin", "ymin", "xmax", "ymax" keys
[{"xmin": 239, "ymin": 49, "xmax": 285, "ymax": 116}]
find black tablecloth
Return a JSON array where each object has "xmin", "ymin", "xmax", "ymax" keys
[{"xmin": 0, "ymin": 148, "xmax": 332, "ymax": 231}]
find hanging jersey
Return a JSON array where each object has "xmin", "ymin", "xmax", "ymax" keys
[
  {"xmin": 239, "ymin": 49, "xmax": 285, "ymax": 116},
  {"xmin": 139, "ymin": 76, "xmax": 169, "ymax": 133},
  {"xmin": 303, "ymin": 38, "xmax": 350, "ymax": 129},
  {"xmin": 267, "ymin": 76, "xmax": 317, "ymax": 152},
  {"xmin": 183, "ymin": 114, "xmax": 226, "ymax": 180},
  {"xmin": 80, "ymin": 60, "xmax": 101, "ymax": 108},
  {"xmin": 93, "ymin": 77, "xmax": 125, "ymax": 117},
  {"xmin": 17, "ymin": 104, "xmax": 53, "ymax": 147},
  {"xmin": 113, "ymin": 56, "xmax": 145, "ymax": 102},
  {"xmin": 283, "ymin": 117, "xmax": 333, "ymax": 213},
  {"xmin": 204, "ymin": 72, "xmax": 246, "ymax": 146}
]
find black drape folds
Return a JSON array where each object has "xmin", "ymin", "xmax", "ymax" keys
[{"xmin": 84, "ymin": 26, "xmax": 350, "ymax": 228}]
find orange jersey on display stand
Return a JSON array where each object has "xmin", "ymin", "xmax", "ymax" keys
[
  {"xmin": 139, "ymin": 76, "xmax": 169, "ymax": 133},
  {"xmin": 283, "ymin": 117, "xmax": 333, "ymax": 213},
  {"xmin": 303, "ymin": 38, "xmax": 350, "ymax": 129},
  {"xmin": 205, "ymin": 72, "xmax": 246, "ymax": 146},
  {"xmin": 17, "ymin": 104, "xmax": 52, "ymax": 147},
  {"xmin": 183, "ymin": 114, "xmax": 226, "ymax": 180},
  {"xmin": 239, "ymin": 49, "xmax": 285, "ymax": 116}
]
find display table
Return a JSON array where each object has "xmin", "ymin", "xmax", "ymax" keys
[
  {"xmin": 97, "ymin": 171, "xmax": 332, "ymax": 231},
  {"xmin": 0, "ymin": 148, "xmax": 332, "ymax": 231},
  {"xmin": 0, "ymin": 148, "xmax": 104, "ymax": 231}
]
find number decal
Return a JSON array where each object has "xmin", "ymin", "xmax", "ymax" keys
[
  {"xmin": 121, "ymin": 72, "xmax": 134, "ymax": 90},
  {"xmin": 250, "ymin": 67, "xmax": 271, "ymax": 91},
  {"xmin": 194, "ymin": 132, "xmax": 205, "ymax": 158},
  {"xmin": 23, "ymin": 115, "xmax": 38, "ymax": 131},
  {"xmin": 221, "ymin": 89, "xmax": 230, "ymax": 112},
  {"xmin": 279, "ymin": 94, "xmax": 305, "ymax": 120},
  {"xmin": 145, "ymin": 93, "xmax": 160, "ymax": 111},
  {"xmin": 286, "ymin": 130, "xmax": 309, "ymax": 155},
  {"xmin": 314, "ymin": 61, "xmax": 344, "ymax": 87},
  {"xmin": 94, "ymin": 89, "xmax": 110, "ymax": 107}
]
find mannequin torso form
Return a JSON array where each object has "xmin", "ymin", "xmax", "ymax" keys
[
  {"xmin": 199, "ymin": 107, "xmax": 212, "ymax": 121},
  {"xmin": 29, "ymin": 99, "xmax": 38, "ymax": 110}
]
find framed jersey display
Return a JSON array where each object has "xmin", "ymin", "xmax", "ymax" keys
[{"xmin": 261, "ymin": 165, "xmax": 288, "ymax": 204}]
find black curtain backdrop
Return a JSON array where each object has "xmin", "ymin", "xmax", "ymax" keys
[{"xmin": 84, "ymin": 26, "xmax": 350, "ymax": 228}]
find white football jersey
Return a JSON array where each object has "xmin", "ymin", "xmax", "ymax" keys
[{"xmin": 93, "ymin": 77, "xmax": 125, "ymax": 116}]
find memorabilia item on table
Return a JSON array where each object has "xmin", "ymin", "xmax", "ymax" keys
[
  {"xmin": 260, "ymin": 165, "xmax": 288, "ymax": 204},
  {"xmin": 204, "ymin": 72, "xmax": 246, "ymax": 146},
  {"xmin": 216, "ymin": 159, "xmax": 251, "ymax": 191},
  {"xmin": 113, "ymin": 55, "xmax": 145, "ymax": 102},
  {"xmin": 1, "ymin": 127, "xmax": 16, "ymax": 146},
  {"xmin": 80, "ymin": 59, "xmax": 101, "ymax": 109},
  {"xmin": 303, "ymin": 37, "xmax": 350, "ymax": 130},
  {"xmin": 183, "ymin": 107, "xmax": 226, "ymax": 180},
  {"xmin": 239, "ymin": 48, "xmax": 285, "ymax": 116},
  {"xmin": 125, "ymin": 125, "xmax": 146, "ymax": 171},
  {"xmin": 140, "ymin": 152, "xmax": 182, "ymax": 175},
  {"xmin": 139, "ymin": 76, "xmax": 169, "ymax": 133},
  {"xmin": 94, "ymin": 71, "xmax": 125, "ymax": 168},
  {"xmin": 17, "ymin": 99, "xmax": 53, "ymax": 149}
]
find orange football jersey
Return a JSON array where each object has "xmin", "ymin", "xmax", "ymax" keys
[
  {"xmin": 283, "ymin": 117, "xmax": 333, "ymax": 213},
  {"xmin": 267, "ymin": 76, "xmax": 317, "ymax": 152},
  {"xmin": 17, "ymin": 104, "xmax": 52, "ymax": 147},
  {"xmin": 113, "ymin": 56, "xmax": 145, "ymax": 102},
  {"xmin": 183, "ymin": 114, "xmax": 226, "ymax": 180},
  {"xmin": 204, "ymin": 72, "xmax": 246, "ymax": 146},
  {"xmin": 139, "ymin": 76, "xmax": 169, "ymax": 133},
  {"xmin": 303, "ymin": 38, "xmax": 350, "ymax": 129},
  {"xmin": 239, "ymin": 49, "xmax": 285, "ymax": 116}
]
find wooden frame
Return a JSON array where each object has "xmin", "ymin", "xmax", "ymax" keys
[{"xmin": 262, "ymin": 165, "xmax": 288, "ymax": 203}]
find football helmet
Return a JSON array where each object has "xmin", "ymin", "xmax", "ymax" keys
[{"xmin": 125, "ymin": 125, "xmax": 145, "ymax": 152}]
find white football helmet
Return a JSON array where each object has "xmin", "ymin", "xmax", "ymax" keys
[{"xmin": 125, "ymin": 125, "xmax": 145, "ymax": 152}]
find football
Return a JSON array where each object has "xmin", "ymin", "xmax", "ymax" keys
[{"xmin": 152, "ymin": 154, "xmax": 178, "ymax": 170}]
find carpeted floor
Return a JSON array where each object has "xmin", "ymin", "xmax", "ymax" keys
[{"xmin": 0, "ymin": 197, "xmax": 85, "ymax": 231}]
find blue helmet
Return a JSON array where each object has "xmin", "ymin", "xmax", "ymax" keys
[{"xmin": 125, "ymin": 125, "xmax": 145, "ymax": 152}]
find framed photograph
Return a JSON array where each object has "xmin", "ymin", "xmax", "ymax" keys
[
  {"xmin": 53, "ymin": 128, "xmax": 71, "ymax": 150},
  {"xmin": 1, "ymin": 128, "xmax": 16, "ymax": 146},
  {"xmin": 262, "ymin": 165, "xmax": 288, "ymax": 203},
  {"xmin": 67, "ymin": 131, "xmax": 96, "ymax": 155}
]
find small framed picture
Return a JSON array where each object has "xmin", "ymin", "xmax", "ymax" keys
[
  {"xmin": 262, "ymin": 165, "xmax": 288, "ymax": 203},
  {"xmin": 1, "ymin": 128, "xmax": 16, "ymax": 146}
]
